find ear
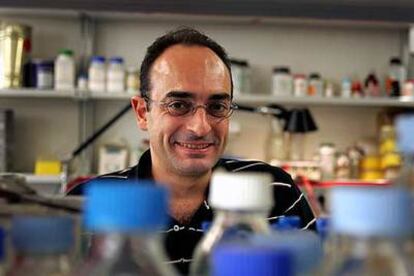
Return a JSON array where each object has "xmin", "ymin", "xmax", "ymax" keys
[{"xmin": 131, "ymin": 96, "xmax": 148, "ymax": 130}]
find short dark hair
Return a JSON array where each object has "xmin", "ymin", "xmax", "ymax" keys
[{"xmin": 139, "ymin": 27, "xmax": 233, "ymax": 99}]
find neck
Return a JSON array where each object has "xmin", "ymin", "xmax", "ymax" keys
[{"xmin": 152, "ymin": 165, "xmax": 210, "ymax": 200}]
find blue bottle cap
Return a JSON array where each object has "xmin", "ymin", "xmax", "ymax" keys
[
  {"xmin": 201, "ymin": 221, "xmax": 212, "ymax": 232},
  {"xmin": 11, "ymin": 216, "xmax": 74, "ymax": 254},
  {"xmin": 272, "ymin": 216, "xmax": 301, "ymax": 230},
  {"xmin": 109, "ymin": 57, "xmax": 124, "ymax": 64},
  {"xmin": 316, "ymin": 217, "xmax": 330, "ymax": 240},
  {"xmin": 91, "ymin": 56, "xmax": 106, "ymax": 63},
  {"xmin": 396, "ymin": 114, "xmax": 414, "ymax": 154},
  {"xmin": 331, "ymin": 187, "xmax": 414, "ymax": 237},
  {"xmin": 84, "ymin": 179, "xmax": 169, "ymax": 233},
  {"xmin": 0, "ymin": 227, "xmax": 4, "ymax": 261},
  {"xmin": 212, "ymin": 243, "xmax": 293, "ymax": 276},
  {"xmin": 251, "ymin": 231, "xmax": 323, "ymax": 274}
]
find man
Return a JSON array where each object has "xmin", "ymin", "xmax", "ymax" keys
[{"xmin": 68, "ymin": 27, "xmax": 315, "ymax": 274}]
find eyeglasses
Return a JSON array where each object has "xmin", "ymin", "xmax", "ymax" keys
[{"xmin": 144, "ymin": 97, "xmax": 238, "ymax": 120}]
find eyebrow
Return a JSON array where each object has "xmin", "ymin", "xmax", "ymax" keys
[{"xmin": 164, "ymin": 91, "xmax": 231, "ymax": 101}]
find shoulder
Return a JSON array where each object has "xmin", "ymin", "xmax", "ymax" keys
[
  {"xmin": 217, "ymin": 158, "xmax": 293, "ymax": 185},
  {"xmin": 65, "ymin": 166, "xmax": 136, "ymax": 195}
]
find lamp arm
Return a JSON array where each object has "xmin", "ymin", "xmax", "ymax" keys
[{"xmin": 236, "ymin": 104, "xmax": 288, "ymax": 120}]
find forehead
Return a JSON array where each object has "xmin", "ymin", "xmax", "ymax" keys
[{"xmin": 149, "ymin": 44, "xmax": 231, "ymax": 100}]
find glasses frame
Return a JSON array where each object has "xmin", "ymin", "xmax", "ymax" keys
[{"xmin": 143, "ymin": 96, "xmax": 238, "ymax": 121}]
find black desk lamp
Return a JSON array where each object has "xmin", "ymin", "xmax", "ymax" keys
[{"xmin": 237, "ymin": 104, "xmax": 318, "ymax": 160}]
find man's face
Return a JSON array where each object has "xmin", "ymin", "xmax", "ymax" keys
[{"xmin": 139, "ymin": 44, "xmax": 232, "ymax": 177}]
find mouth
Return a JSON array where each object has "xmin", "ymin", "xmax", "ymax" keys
[{"xmin": 175, "ymin": 142, "xmax": 213, "ymax": 150}]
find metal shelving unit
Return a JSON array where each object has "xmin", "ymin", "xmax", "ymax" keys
[
  {"xmin": 235, "ymin": 94, "xmax": 414, "ymax": 108},
  {"xmin": 2, "ymin": 89, "xmax": 414, "ymax": 108},
  {"xmin": 0, "ymin": 88, "xmax": 134, "ymax": 100},
  {"xmin": 0, "ymin": 88, "xmax": 76, "ymax": 99}
]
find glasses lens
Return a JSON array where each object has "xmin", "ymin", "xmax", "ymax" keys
[
  {"xmin": 207, "ymin": 102, "xmax": 231, "ymax": 118},
  {"xmin": 167, "ymin": 100, "xmax": 192, "ymax": 116}
]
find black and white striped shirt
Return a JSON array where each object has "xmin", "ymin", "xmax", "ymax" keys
[{"xmin": 68, "ymin": 150, "xmax": 316, "ymax": 275}]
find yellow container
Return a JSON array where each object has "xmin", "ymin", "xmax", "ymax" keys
[
  {"xmin": 381, "ymin": 153, "xmax": 402, "ymax": 169},
  {"xmin": 360, "ymin": 156, "xmax": 381, "ymax": 171},
  {"xmin": 379, "ymin": 139, "xmax": 397, "ymax": 155},
  {"xmin": 34, "ymin": 160, "xmax": 61, "ymax": 175},
  {"xmin": 360, "ymin": 170, "xmax": 384, "ymax": 180}
]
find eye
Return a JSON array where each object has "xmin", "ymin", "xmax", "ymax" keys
[
  {"xmin": 207, "ymin": 102, "xmax": 229, "ymax": 117},
  {"xmin": 166, "ymin": 100, "xmax": 192, "ymax": 116}
]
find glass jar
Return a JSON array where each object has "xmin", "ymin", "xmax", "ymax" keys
[{"xmin": 126, "ymin": 66, "xmax": 139, "ymax": 95}]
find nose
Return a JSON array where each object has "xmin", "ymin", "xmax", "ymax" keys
[{"xmin": 186, "ymin": 106, "xmax": 212, "ymax": 136}]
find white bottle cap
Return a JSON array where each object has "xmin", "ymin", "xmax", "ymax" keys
[{"xmin": 209, "ymin": 171, "xmax": 274, "ymax": 211}]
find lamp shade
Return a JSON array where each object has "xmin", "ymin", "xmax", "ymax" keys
[{"xmin": 284, "ymin": 108, "xmax": 318, "ymax": 133}]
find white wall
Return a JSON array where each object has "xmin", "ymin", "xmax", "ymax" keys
[{"xmin": 0, "ymin": 14, "xmax": 404, "ymax": 172}]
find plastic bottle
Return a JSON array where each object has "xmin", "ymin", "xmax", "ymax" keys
[
  {"xmin": 75, "ymin": 179, "xmax": 177, "ymax": 276},
  {"xmin": 395, "ymin": 114, "xmax": 414, "ymax": 261},
  {"xmin": 323, "ymin": 187, "xmax": 414, "ymax": 276},
  {"xmin": 8, "ymin": 216, "xmax": 74, "ymax": 276},
  {"xmin": 54, "ymin": 49, "xmax": 75, "ymax": 91},
  {"xmin": 395, "ymin": 114, "xmax": 414, "ymax": 194},
  {"xmin": 315, "ymin": 217, "xmax": 330, "ymax": 242},
  {"xmin": 308, "ymin": 73, "xmax": 323, "ymax": 96},
  {"xmin": 190, "ymin": 171, "xmax": 274, "ymax": 276},
  {"xmin": 272, "ymin": 67, "xmax": 293, "ymax": 96},
  {"xmin": 88, "ymin": 56, "xmax": 106, "ymax": 93},
  {"xmin": 212, "ymin": 243, "xmax": 294, "ymax": 276},
  {"xmin": 107, "ymin": 57, "xmax": 125, "ymax": 93},
  {"xmin": 251, "ymin": 231, "xmax": 323, "ymax": 275},
  {"xmin": 387, "ymin": 57, "xmax": 406, "ymax": 97}
]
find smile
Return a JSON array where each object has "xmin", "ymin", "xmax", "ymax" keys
[{"xmin": 176, "ymin": 142, "xmax": 212, "ymax": 149}]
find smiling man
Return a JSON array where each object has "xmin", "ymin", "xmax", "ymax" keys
[{"xmin": 68, "ymin": 27, "xmax": 315, "ymax": 275}]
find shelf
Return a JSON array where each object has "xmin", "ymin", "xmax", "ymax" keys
[
  {"xmin": 1, "ymin": 1, "xmax": 414, "ymax": 24},
  {"xmin": 89, "ymin": 92, "xmax": 135, "ymax": 100},
  {"xmin": 3, "ymin": 89, "xmax": 414, "ymax": 108},
  {"xmin": 0, "ymin": 88, "xmax": 135, "ymax": 100},
  {"xmin": 235, "ymin": 95, "xmax": 414, "ymax": 108},
  {"xmin": 23, "ymin": 173, "xmax": 61, "ymax": 186},
  {"xmin": 0, "ymin": 88, "xmax": 75, "ymax": 99}
]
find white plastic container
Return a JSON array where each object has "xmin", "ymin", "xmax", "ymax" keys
[
  {"xmin": 272, "ymin": 67, "xmax": 293, "ymax": 96},
  {"xmin": 54, "ymin": 49, "xmax": 75, "ymax": 91},
  {"xmin": 107, "ymin": 57, "xmax": 125, "ymax": 93},
  {"xmin": 88, "ymin": 56, "xmax": 106, "ymax": 92}
]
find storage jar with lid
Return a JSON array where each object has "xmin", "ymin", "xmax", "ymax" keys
[
  {"xmin": 272, "ymin": 67, "xmax": 292, "ymax": 96},
  {"xmin": 107, "ymin": 56, "xmax": 125, "ymax": 93},
  {"xmin": 33, "ymin": 59, "xmax": 54, "ymax": 89},
  {"xmin": 88, "ymin": 56, "xmax": 106, "ymax": 93},
  {"xmin": 54, "ymin": 49, "xmax": 75, "ymax": 91},
  {"xmin": 293, "ymin": 74, "xmax": 307, "ymax": 97},
  {"xmin": 308, "ymin": 73, "xmax": 323, "ymax": 96}
]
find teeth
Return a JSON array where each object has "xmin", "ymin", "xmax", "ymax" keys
[{"xmin": 178, "ymin": 142, "xmax": 210, "ymax": 149}]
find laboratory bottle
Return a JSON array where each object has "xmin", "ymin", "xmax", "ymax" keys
[{"xmin": 190, "ymin": 171, "xmax": 274, "ymax": 276}]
